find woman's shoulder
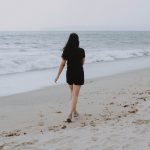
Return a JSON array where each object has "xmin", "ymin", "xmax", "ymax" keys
[
  {"xmin": 78, "ymin": 47, "xmax": 85, "ymax": 52},
  {"xmin": 78, "ymin": 47, "xmax": 85, "ymax": 57}
]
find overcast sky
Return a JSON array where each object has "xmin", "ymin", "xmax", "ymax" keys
[{"xmin": 0, "ymin": 0, "xmax": 150, "ymax": 31}]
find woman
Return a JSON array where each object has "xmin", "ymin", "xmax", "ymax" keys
[{"xmin": 55, "ymin": 33, "xmax": 85, "ymax": 123}]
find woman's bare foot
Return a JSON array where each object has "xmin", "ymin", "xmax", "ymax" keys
[
  {"xmin": 74, "ymin": 111, "xmax": 79, "ymax": 117},
  {"xmin": 67, "ymin": 113, "xmax": 72, "ymax": 123}
]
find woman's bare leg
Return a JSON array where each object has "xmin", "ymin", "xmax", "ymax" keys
[
  {"xmin": 70, "ymin": 84, "xmax": 81, "ymax": 114},
  {"xmin": 68, "ymin": 84, "xmax": 73, "ymax": 99},
  {"xmin": 67, "ymin": 84, "xmax": 81, "ymax": 122}
]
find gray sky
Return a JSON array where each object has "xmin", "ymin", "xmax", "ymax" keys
[{"xmin": 0, "ymin": 0, "xmax": 150, "ymax": 31}]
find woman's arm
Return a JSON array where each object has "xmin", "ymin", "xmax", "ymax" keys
[{"xmin": 55, "ymin": 58, "xmax": 66, "ymax": 83}]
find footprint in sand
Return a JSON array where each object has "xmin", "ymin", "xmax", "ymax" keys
[
  {"xmin": 1, "ymin": 130, "xmax": 26, "ymax": 137},
  {"xmin": 0, "ymin": 144, "xmax": 4, "ymax": 150},
  {"xmin": 38, "ymin": 111, "xmax": 45, "ymax": 127},
  {"xmin": 39, "ymin": 111, "xmax": 44, "ymax": 118},
  {"xmin": 132, "ymin": 119, "xmax": 150, "ymax": 125},
  {"xmin": 13, "ymin": 140, "xmax": 38, "ymax": 149},
  {"xmin": 55, "ymin": 111, "xmax": 62, "ymax": 114},
  {"xmin": 80, "ymin": 122, "xmax": 87, "ymax": 127},
  {"xmin": 38, "ymin": 122, "xmax": 44, "ymax": 126},
  {"xmin": 123, "ymin": 104, "xmax": 129, "ymax": 108},
  {"xmin": 90, "ymin": 121, "xmax": 96, "ymax": 127},
  {"xmin": 110, "ymin": 102, "xmax": 114, "ymax": 105},
  {"xmin": 84, "ymin": 113, "xmax": 92, "ymax": 117},
  {"xmin": 48, "ymin": 124, "xmax": 66, "ymax": 132},
  {"xmin": 128, "ymin": 109, "xmax": 138, "ymax": 114},
  {"xmin": 21, "ymin": 140, "xmax": 38, "ymax": 146},
  {"xmin": 137, "ymin": 97, "xmax": 147, "ymax": 101},
  {"xmin": 145, "ymin": 90, "xmax": 150, "ymax": 94},
  {"xmin": 138, "ymin": 92, "xmax": 144, "ymax": 95}
]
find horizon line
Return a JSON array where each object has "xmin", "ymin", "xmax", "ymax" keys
[{"xmin": 0, "ymin": 29, "xmax": 150, "ymax": 32}]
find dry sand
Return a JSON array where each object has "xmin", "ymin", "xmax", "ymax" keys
[{"xmin": 0, "ymin": 68, "xmax": 150, "ymax": 150}]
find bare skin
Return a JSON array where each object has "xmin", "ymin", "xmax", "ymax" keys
[
  {"xmin": 55, "ymin": 58, "xmax": 85, "ymax": 122},
  {"xmin": 68, "ymin": 84, "xmax": 73, "ymax": 99},
  {"xmin": 54, "ymin": 58, "xmax": 66, "ymax": 82},
  {"xmin": 70, "ymin": 85, "xmax": 81, "ymax": 114}
]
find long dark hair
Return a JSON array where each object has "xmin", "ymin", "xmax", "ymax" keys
[{"xmin": 63, "ymin": 33, "xmax": 79, "ymax": 53}]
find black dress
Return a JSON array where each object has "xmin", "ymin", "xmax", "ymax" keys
[{"xmin": 61, "ymin": 48, "xmax": 85, "ymax": 85}]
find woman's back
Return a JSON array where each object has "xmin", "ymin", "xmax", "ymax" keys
[{"xmin": 62, "ymin": 47, "xmax": 85, "ymax": 71}]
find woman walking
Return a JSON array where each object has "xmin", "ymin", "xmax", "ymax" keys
[{"xmin": 55, "ymin": 33, "xmax": 85, "ymax": 123}]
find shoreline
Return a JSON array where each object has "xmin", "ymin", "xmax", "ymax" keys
[
  {"xmin": 0, "ymin": 66, "xmax": 149, "ymax": 99},
  {"xmin": 0, "ymin": 67, "xmax": 150, "ymax": 149},
  {"xmin": 1, "ymin": 55, "xmax": 150, "ymax": 97}
]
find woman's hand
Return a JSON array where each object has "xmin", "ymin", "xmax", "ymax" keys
[
  {"xmin": 54, "ymin": 76, "xmax": 59, "ymax": 83},
  {"xmin": 54, "ymin": 58, "xmax": 66, "ymax": 83}
]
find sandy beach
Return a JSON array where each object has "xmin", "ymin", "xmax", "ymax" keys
[{"xmin": 0, "ymin": 68, "xmax": 150, "ymax": 150}]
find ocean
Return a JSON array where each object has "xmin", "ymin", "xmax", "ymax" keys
[
  {"xmin": 1, "ymin": 31, "xmax": 150, "ymax": 76},
  {"xmin": 1, "ymin": 31, "xmax": 150, "ymax": 96}
]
